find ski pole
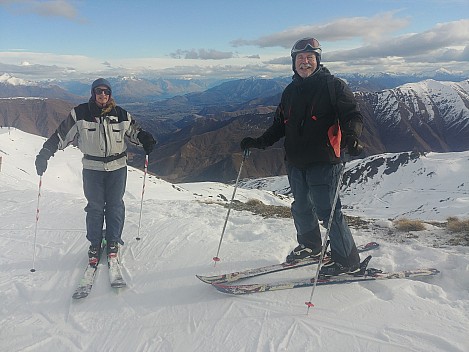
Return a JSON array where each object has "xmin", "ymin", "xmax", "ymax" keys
[
  {"xmin": 136, "ymin": 154, "xmax": 149, "ymax": 241},
  {"xmin": 213, "ymin": 149, "xmax": 250, "ymax": 265},
  {"xmin": 305, "ymin": 161, "xmax": 346, "ymax": 314},
  {"xmin": 31, "ymin": 176, "xmax": 42, "ymax": 272}
]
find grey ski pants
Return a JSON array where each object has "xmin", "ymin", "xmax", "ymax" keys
[
  {"xmin": 287, "ymin": 162, "xmax": 359, "ymax": 266},
  {"xmin": 82, "ymin": 167, "xmax": 127, "ymax": 247}
]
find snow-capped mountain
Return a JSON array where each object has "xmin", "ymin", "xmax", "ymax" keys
[
  {"xmin": 338, "ymin": 69, "xmax": 467, "ymax": 92},
  {"xmin": 357, "ymin": 79, "xmax": 469, "ymax": 153},
  {"xmin": 0, "ymin": 73, "xmax": 82, "ymax": 102},
  {"xmin": 0, "ymin": 73, "xmax": 36, "ymax": 86}
]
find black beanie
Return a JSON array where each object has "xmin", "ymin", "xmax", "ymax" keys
[{"xmin": 91, "ymin": 78, "xmax": 112, "ymax": 99}]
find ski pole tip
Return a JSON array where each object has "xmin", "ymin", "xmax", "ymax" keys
[
  {"xmin": 30, "ymin": 268, "xmax": 36, "ymax": 273},
  {"xmin": 213, "ymin": 257, "xmax": 220, "ymax": 262},
  {"xmin": 305, "ymin": 301, "xmax": 314, "ymax": 308},
  {"xmin": 136, "ymin": 237, "xmax": 141, "ymax": 241}
]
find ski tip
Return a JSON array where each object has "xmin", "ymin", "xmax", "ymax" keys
[
  {"xmin": 211, "ymin": 283, "xmax": 229, "ymax": 293},
  {"xmin": 72, "ymin": 291, "xmax": 89, "ymax": 299},
  {"xmin": 365, "ymin": 241, "xmax": 379, "ymax": 248},
  {"xmin": 111, "ymin": 282, "xmax": 127, "ymax": 288},
  {"xmin": 195, "ymin": 275, "xmax": 210, "ymax": 284}
]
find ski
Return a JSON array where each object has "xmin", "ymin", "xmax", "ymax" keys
[
  {"xmin": 108, "ymin": 252, "xmax": 127, "ymax": 288},
  {"xmin": 72, "ymin": 243, "xmax": 105, "ymax": 300},
  {"xmin": 196, "ymin": 241, "xmax": 379, "ymax": 284},
  {"xmin": 212, "ymin": 257, "xmax": 440, "ymax": 295}
]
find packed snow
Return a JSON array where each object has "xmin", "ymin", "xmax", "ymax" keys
[{"xmin": 0, "ymin": 129, "xmax": 468, "ymax": 352}]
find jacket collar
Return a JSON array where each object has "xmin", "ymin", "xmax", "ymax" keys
[{"xmin": 88, "ymin": 98, "xmax": 116, "ymax": 117}]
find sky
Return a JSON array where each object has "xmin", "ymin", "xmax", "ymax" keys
[
  {"xmin": 1, "ymin": 0, "xmax": 469, "ymax": 81},
  {"xmin": 1, "ymin": 128, "xmax": 468, "ymax": 351}
]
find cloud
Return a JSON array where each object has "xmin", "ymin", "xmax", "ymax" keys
[
  {"xmin": 152, "ymin": 63, "xmax": 287, "ymax": 80},
  {"xmin": 231, "ymin": 11, "xmax": 409, "ymax": 48},
  {"xmin": 0, "ymin": 51, "xmax": 101, "ymax": 79},
  {"xmin": 0, "ymin": 0, "xmax": 80, "ymax": 21},
  {"xmin": 253, "ymin": 18, "xmax": 469, "ymax": 75},
  {"xmin": 265, "ymin": 56, "xmax": 291, "ymax": 65},
  {"xmin": 326, "ymin": 19, "xmax": 469, "ymax": 62},
  {"xmin": 170, "ymin": 49, "xmax": 236, "ymax": 60},
  {"xmin": 1, "ymin": 17, "xmax": 468, "ymax": 80},
  {"xmin": 0, "ymin": 61, "xmax": 72, "ymax": 78},
  {"xmin": 245, "ymin": 54, "xmax": 260, "ymax": 59}
]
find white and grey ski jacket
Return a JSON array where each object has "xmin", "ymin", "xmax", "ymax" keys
[{"xmin": 43, "ymin": 100, "xmax": 142, "ymax": 171}]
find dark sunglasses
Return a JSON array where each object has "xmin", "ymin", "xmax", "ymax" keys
[
  {"xmin": 94, "ymin": 88, "xmax": 111, "ymax": 95},
  {"xmin": 291, "ymin": 38, "xmax": 321, "ymax": 54}
]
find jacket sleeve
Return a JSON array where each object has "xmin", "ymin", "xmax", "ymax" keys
[
  {"xmin": 42, "ymin": 110, "xmax": 78, "ymax": 154},
  {"xmin": 335, "ymin": 78, "xmax": 363, "ymax": 138},
  {"xmin": 124, "ymin": 111, "xmax": 149, "ymax": 146},
  {"xmin": 259, "ymin": 102, "xmax": 286, "ymax": 146}
]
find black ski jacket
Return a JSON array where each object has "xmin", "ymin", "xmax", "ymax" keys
[{"xmin": 260, "ymin": 66, "xmax": 363, "ymax": 169}]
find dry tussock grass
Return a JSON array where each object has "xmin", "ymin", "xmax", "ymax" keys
[
  {"xmin": 446, "ymin": 217, "xmax": 469, "ymax": 233},
  {"xmin": 446, "ymin": 217, "xmax": 469, "ymax": 245},
  {"xmin": 394, "ymin": 218, "xmax": 426, "ymax": 232},
  {"xmin": 230, "ymin": 199, "xmax": 292, "ymax": 218}
]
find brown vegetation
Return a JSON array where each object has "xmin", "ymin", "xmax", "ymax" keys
[{"xmin": 394, "ymin": 218, "xmax": 427, "ymax": 232}]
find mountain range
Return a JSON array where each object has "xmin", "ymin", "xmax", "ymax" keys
[
  {"xmin": 0, "ymin": 72, "xmax": 468, "ymax": 182},
  {"xmin": 139, "ymin": 78, "xmax": 469, "ymax": 182}
]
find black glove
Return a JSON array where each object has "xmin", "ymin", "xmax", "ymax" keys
[
  {"xmin": 138, "ymin": 131, "xmax": 156, "ymax": 155},
  {"xmin": 35, "ymin": 148, "xmax": 53, "ymax": 176},
  {"xmin": 240, "ymin": 137, "xmax": 265, "ymax": 151},
  {"xmin": 341, "ymin": 134, "xmax": 363, "ymax": 156}
]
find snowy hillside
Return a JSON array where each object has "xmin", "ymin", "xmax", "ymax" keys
[
  {"xmin": 240, "ymin": 150, "xmax": 469, "ymax": 221},
  {"xmin": 0, "ymin": 129, "xmax": 468, "ymax": 352}
]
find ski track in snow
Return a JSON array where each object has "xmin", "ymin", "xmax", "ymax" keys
[{"xmin": 1, "ymin": 129, "xmax": 469, "ymax": 352}]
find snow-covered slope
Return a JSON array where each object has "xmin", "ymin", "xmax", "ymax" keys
[
  {"xmin": 241, "ymin": 150, "xmax": 469, "ymax": 221},
  {"xmin": 0, "ymin": 129, "xmax": 468, "ymax": 352}
]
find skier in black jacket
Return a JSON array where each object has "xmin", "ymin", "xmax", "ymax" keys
[{"xmin": 241, "ymin": 37, "xmax": 363, "ymax": 276}]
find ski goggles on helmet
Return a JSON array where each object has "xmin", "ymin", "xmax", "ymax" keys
[{"xmin": 291, "ymin": 37, "xmax": 321, "ymax": 57}]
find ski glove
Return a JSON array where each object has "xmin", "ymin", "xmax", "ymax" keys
[
  {"xmin": 240, "ymin": 137, "xmax": 265, "ymax": 151},
  {"xmin": 35, "ymin": 148, "xmax": 53, "ymax": 176},
  {"xmin": 138, "ymin": 131, "xmax": 156, "ymax": 155},
  {"xmin": 341, "ymin": 134, "xmax": 363, "ymax": 156}
]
